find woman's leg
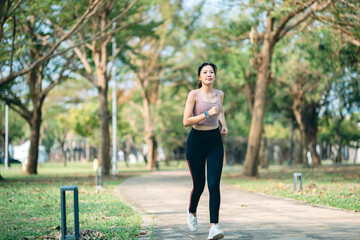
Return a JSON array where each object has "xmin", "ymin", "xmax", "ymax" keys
[
  {"xmin": 187, "ymin": 152, "xmax": 206, "ymax": 214},
  {"xmin": 186, "ymin": 129, "xmax": 207, "ymax": 214},
  {"xmin": 206, "ymin": 143, "xmax": 224, "ymax": 223}
]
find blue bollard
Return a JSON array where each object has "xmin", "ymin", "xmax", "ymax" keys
[
  {"xmin": 60, "ymin": 185, "xmax": 79, "ymax": 240},
  {"xmin": 293, "ymin": 173, "xmax": 303, "ymax": 191}
]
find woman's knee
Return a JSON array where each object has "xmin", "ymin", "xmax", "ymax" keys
[
  {"xmin": 194, "ymin": 180, "xmax": 205, "ymax": 191},
  {"xmin": 207, "ymin": 181, "xmax": 220, "ymax": 193}
]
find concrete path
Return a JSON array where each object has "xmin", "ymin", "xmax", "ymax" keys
[{"xmin": 116, "ymin": 170, "xmax": 360, "ymax": 240}]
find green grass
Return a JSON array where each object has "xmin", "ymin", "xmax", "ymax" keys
[
  {"xmin": 223, "ymin": 165, "xmax": 360, "ymax": 212},
  {"xmin": 3, "ymin": 160, "xmax": 358, "ymax": 239},
  {"xmin": 0, "ymin": 162, "xmax": 150, "ymax": 240}
]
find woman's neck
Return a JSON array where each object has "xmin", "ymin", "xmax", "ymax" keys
[{"xmin": 200, "ymin": 85, "xmax": 213, "ymax": 94}]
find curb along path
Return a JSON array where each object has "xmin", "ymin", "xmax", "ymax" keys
[{"xmin": 116, "ymin": 170, "xmax": 360, "ymax": 240}]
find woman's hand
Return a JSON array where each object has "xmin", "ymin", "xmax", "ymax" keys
[
  {"xmin": 221, "ymin": 126, "xmax": 229, "ymax": 136},
  {"xmin": 208, "ymin": 106, "xmax": 219, "ymax": 117}
]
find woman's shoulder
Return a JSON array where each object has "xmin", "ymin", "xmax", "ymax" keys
[
  {"xmin": 214, "ymin": 89, "xmax": 224, "ymax": 96},
  {"xmin": 188, "ymin": 89, "xmax": 198, "ymax": 96},
  {"xmin": 187, "ymin": 89, "xmax": 198, "ymax": 100}
]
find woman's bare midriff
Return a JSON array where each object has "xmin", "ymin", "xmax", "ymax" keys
[{"xmin": 193, "ymin": 125, "xmax": 219, "ymax": 131}]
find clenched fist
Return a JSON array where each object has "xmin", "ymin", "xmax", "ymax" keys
[
  {"xmin": 221, "ymin": 126, "xmax": 229, "ymax": 136},
  {"xmin": 208, "ymin": 106, "xmax": 219, "ymax": 117}
]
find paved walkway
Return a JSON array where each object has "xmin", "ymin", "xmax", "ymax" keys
[{"xmin": 116, "ymin": 170, "xmax": 360, "ymax": 240}]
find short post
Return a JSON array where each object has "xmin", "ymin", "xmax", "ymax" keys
[
  {"xmin": 60, "ymin": 185, "xmax": 79, "ymax": 240},
  {"xmin": 96, "ymin": 167, "xmax": 103, "ymax": 188},
  {"xmin": 293, "ymin": 173, "xmax": 303, "ymax": 191}
]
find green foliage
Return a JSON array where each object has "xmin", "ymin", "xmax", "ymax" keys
[
  {"xmin": 264, "ymin": 122, "xmax": 289, "ymax": 140},
  {"xmin": 188, "ymin": 11, "xmax": 255, "ymax": 137},
  {"xmin": 157, "ymin": 84, "xmax": 188, "ymax": 155},
  {"xmin": 318, "ymin": 113, "xmax": 360, "ymax": 147},
  {"xmin": 68, "ymin": 103, "xmax": 100, "ymax": 141},
  {"xmin": 41, "ymin": 76, "xmax": 96, "ymax": 150},
  {"xmin": 1, "ymin": 0, "xmax": 359, "ymax": 162},
  {"xmin": 0, "ymin": 162, "xmax": 142, "ymax": 239},
  {"xmin": 117, "ymin": 88, "xmax": 146, "ymax": 150},
  {"xmin": 227, "ymin": 111, "xmax": 251, "ymax": 137},
  {"xmin": 270, "ymin": 28, "xmax": 355, "ymax": 147}
]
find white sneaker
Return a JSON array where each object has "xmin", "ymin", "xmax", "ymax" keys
[
  {"xmin": 187, "ymin": 209, "xmax": 198, "ymax": 232},
  {"xmin": 208, "ymin": 224, "xmax": 224, "ymax": 239}
]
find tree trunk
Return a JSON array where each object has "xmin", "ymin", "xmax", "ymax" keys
[
  {"xmin": 143, "ymin": 96, "xmax": 157, "ymax": 170},
  {"xmin": 76, "ymin": 140, "xmax": 81, "ymax": 161},
  {"xmin": 0, "ymin": 133, "xmax": 11, "ymax": 168},
  {"xmin": 259, "ymin": 136, "xmax": 268, "ymax": 169},
  {"xmin": 124, "ymin": 139, "xmax": 131, "ymax": 166},
  {"xmin": 60, "ymin": 130, "xmax": 67, "ymax": 165},
  {"xmin": 304, "ymin": 101, "xmax": 321, "ymax": 167},
  {"xmin": 292, "ymin": 101, "xmax": 309, "ymax": 167},
  {"xmin": 320, "ymin": 142, "xmax": 326, "ymax": 160},
  {"xmin": 335, "ymin": 135, "xmax": 343, "ymax": 163},
  {"xmin": 24, "ymin": 63, "xmax": 44, "ymax": 174},
  {"xmin": 288, "ymin": 122, "xmax": 294, "ymax": 166},
  {"xmin": 335, "ymin": 115, "xmax": 345, "ymax": 163},
  {"xmin": 69, "ymin": 139, "xmax": 75, "ymax": 162},
  {"xmin": 98, "ymin": 83, "xmax": 111, "ymax": 175},
  {"xmin": 243, "ymin": 37, "xmax": 273, "ymax": 176},
  {"xmin": 354, "ymin": 144, "xmax": 359, "ymax": 164},
  {"xmin": 60, "ymin": 138, "xmax": 66, "ymax": 167},
  {"xmin": 86, "ymin": 139, "xmax": 91, "ymax": 162},
  {"xmin": 26, "ymin": 106, "xmax": 41, "ymax": 174}
]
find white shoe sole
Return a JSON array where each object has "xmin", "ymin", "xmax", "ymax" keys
[{"xmin": 208, "ymin": 232, "xmax": 224, "ymax": 240}]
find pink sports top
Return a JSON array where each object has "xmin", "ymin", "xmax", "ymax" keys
[{"xmin": 193, "ymin": 89, "xmax": 221, "ymax": 128}]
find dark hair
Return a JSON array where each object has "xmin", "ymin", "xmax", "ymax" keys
[{"xmin": 197, "ymin": 62, "xmax": 217, "ymax": 89}]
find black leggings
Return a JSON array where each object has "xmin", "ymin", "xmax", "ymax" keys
[{"xmin": 186, "ymin": 128, "xmax": 224, "ymax": 223}]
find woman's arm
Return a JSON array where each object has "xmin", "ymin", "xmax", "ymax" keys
[
  {"xmin": 218, "ymin": 90, "xmax": 229, "ymax": 136},
  {"xmin": 183, "ymin": 90, "xmax": 207, "ymax": 127}
]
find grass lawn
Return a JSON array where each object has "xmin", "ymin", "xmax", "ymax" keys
[
  {"xmin": 0, "ymin": 161, "xmax": 153, "ymax": 240},
  {"xmin": 2, "ymin": 160, "xmax": 359, "ymax": 239},
  {"xmin": 223, "ymin": 164, "xmax": 360, "ymax": 212}
]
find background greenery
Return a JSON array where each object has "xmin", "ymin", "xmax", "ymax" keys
[{"xmin": 1, "ymin": 1, "xmax": 359, "ymax": 172}]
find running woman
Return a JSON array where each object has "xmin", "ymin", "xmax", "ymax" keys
[{"xmin": 183, "ymin": 62, "xmax": 229, "ymax": 240}]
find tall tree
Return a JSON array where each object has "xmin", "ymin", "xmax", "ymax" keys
[
  {"xmin": 63, "ymin": 0, "xmax": 153, "ymax": 175},
  {"xmin": 240, "ymin": 0, "xmax": 330, "ymax": 176},
  {"xmin": 321, "ymin": 42, "xmax": 360, "ymax": 162},
  {"xmin": 278, "ymin": 60, "xmax": 323, "ymax": 167},
  {"xmin": 274, "ymin": 27, "xmax": 359, "ymax": 166},
  {"xmin": 0, "ymin": 0, "xmax": 98, "ymax": 174},
  {"xmin": 124, "ymin": 0, "xmax": 203, "ymax": 169}
]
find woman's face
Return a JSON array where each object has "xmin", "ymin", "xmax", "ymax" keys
[{"xmin": 198, "ymin": 65, "xmax": 215, "ymax": 86}]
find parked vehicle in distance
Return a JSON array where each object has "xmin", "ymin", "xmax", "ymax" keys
[{"xmin": 0, "ymin": 157, "xmax": 21, "ymax": 164}]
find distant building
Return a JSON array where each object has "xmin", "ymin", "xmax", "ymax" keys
[{"xmin": 12, "ymin": 140, "xmax": 48, "ymax": 165}]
